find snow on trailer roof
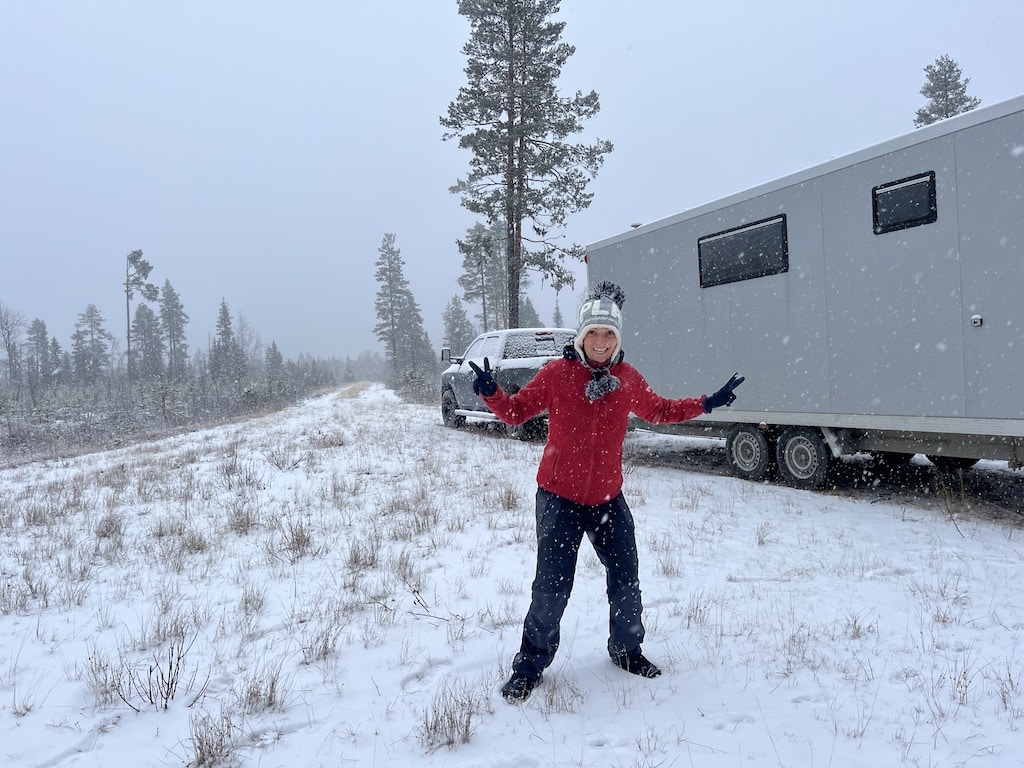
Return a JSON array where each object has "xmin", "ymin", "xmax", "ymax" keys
[{"xmin": 587, "ymin": 92, "xmax": 1024, "ymax": 252}]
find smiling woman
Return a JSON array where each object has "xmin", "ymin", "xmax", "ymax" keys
[{"xmin": 472, "ymin": 280, "xmax": 743, "ymax": 703}]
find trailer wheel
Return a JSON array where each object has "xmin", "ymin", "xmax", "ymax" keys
[
  {"xmin": 776, "ymin": 426, "xmax": 832, "ymax": 490},
  {"xmin": 725, "ymin": 424, "xmax": 776, "ymax": 481}
]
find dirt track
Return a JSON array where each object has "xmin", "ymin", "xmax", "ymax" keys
[
  {"xmin": 623, "ymin": 429, "xmax": 1024, "ymax": 521},
  {"xmin": 452, "ymin": 419, "xmax": 1023, "ymax": 519}
]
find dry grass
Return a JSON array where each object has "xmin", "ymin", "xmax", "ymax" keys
[{"xmin": 2, "ymin": 385, "xmax": 1022, "ymax": 767}]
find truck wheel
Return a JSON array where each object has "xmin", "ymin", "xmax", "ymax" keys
[
  {"xmin": 926, "ymin": 455, "xmax": 979, "ymax": 471},
  {"xmin": 776, "ymin": 426, "xmax": 832, "ymax": 490},
  {"xmin": 506, "ymin": 417, "xmax": 548, "ymax": 441},
  {"xmin": 725, "ymin": 424, "xmax": 776, "ymax": 481},
  {"xmin": 441, "ymin": 389, "xmax": 465, "ymax": 428}
]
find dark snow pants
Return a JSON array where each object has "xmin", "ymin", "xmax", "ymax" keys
[{"xmin": 511, "ymin": 488, "xmax": 645, "ymax": 679}]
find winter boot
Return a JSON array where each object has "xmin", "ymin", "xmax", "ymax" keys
[
  {"xmin": 501, "ymin": 671, "xmax": 542, "ymax": 704},
  {"xmin": 610, "ymin": 648, "xmax": 662, "ymax": 678}
]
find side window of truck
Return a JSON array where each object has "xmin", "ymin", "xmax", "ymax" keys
[
  {"xmin": 463, "ymin": 335, "xmax": 500, "ymax": 363},
  {"xmin": 474, "ymin": 335, "xmax": 502, "ymax": 362},
  {"xmin": 697, "ymin": 215, "xmax": 789, "ymax": 288},
  {"xmin": 872, "ymin": 171, "xmax": 937, "ymax": 234}
]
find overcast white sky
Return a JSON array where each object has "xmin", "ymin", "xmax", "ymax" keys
[{"xmin": 2, "ymin": 1, "xmax": 1022, "ymax": 360}]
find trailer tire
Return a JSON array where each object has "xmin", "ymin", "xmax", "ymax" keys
[
  {"xmin": 725, "ymin": 424, "xmax": 776, "ymax": 481},
  {"xmin": 776, "ymin": 426, "xmax": 832, "ymax": 490}
]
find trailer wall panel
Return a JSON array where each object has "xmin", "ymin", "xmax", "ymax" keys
[
  {"xmin": 821, "ymin": 135, "xmax": 966, "ymax": 418},
  {"xmin": 956, "ymin": 110, "xmax": 1024, "ymax": 419},
  {"xmin": 585, "ymin": 94, "xmax": 1024, "ymax": 458}
]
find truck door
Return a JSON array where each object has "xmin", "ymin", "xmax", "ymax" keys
[{"xmin": 457, "ymin": 333, "xmax": 502, "ymax": 411}]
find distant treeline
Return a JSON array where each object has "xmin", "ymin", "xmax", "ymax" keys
[{"xmin": 0, "ymin": 286, "xmax": 386, "ymax": 463}]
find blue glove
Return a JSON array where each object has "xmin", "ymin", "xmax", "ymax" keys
[
  {"xmin": 703, "ymin": 373, "xmax": 744, "ymax": 412},
  {"xmin": 468, "ymin": 357, "xmax": 498, "ymax": 397}
]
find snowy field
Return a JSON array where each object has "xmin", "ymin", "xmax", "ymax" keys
[{"xmin": 2, "ymin": 383, "xmax": 1023, "ymax": 768}]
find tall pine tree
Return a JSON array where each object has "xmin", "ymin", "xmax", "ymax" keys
[
  {"xmin": 124, "ymin": 249, "xmax": 158, "ymax": 393},
  {"xmin": 551, "ymin": 296, "xmax": 564, "ymax": 328},
  {"xmin": 130, "ymin": 303, "xmax": 165, "ymax": 381},
  {"xmin": 0, "ymin": 300, "xmax": 24, "ymax": 393},
  {"xmin": 50, "ymin": 337, "xmax": 68, "ymax": 387},
  {"xmin": 372, "ymin": 233, "xmax": 433, "ymax": 395},
  {"xmin": 265, "ymin": 341, "xmax": 286, "ymax": 401},
  {"xmin": 442, "ymin": 0, "xmax": 612, "ymax": 328},
  {"xmin": 518, "ymin": 293, "xmax": 542, "ymax": 328},
  {"xmin": 209, "ymin": 299, "xmax": 245, "ymax": 391},
  {"xmin": 457, "ymin": 220, "xmax": 545, "ymax": 331},
  {"xmin": 914, "ymin": 54, "xmax": 981, "ymax": 127},
  {"xmin": 25, "ymin": 318, "xmax": 51, "ymax": 405},
  {"xmin": 71, "ymin": 304, "xmax": 112, "ymax": 387},
  {"xmin": 442, "ymin": 296, "xmax": 477, "ymax": 355},
  {"xmin": 457, "ymin": 222, "xmax": 507, "ymax": 332},
  {"xmin": 159, "ymin": 280, "xmax": 190, "ymax": 382}
]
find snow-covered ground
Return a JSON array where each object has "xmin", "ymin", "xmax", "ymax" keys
[{"xmin": 2, "ymin": 383, "xmax": 1023, "ymax": 767}]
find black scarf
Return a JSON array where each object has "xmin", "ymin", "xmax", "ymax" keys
[
  {"xmin": 564, "ymin": 344, "xmax": 622, "ymax": 401},
  {"xmin": 585, "ymin": 363, "xmax": 620, "ymax": 401}
]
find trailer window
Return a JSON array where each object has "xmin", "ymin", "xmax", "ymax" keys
[
  {"xmin": 698, "ymin": 215, "xmax": 789, "ymax": 288},
  {"xmin": 872, "ymin": 171, "xmax": 936, "ymax": 234}
]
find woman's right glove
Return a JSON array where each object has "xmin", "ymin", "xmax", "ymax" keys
[
  {"xmin": 703, "ymin": 373, "xmax": 745, "ymax": 412},
  {"xmin": 468, "ymin": 357, "xmax": 498, "ymax": 397}
]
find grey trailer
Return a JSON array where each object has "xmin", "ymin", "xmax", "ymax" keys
[{"xmin": 585, "ymin": 94, "xmax": 1024, "ymax": 489}]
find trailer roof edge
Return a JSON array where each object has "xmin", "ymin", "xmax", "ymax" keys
[{"xmin": 586, "ymin": 92, "xmax": 1024, "ymax": 252}]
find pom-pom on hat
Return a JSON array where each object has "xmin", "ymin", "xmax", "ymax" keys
[{"xmin": 573, "ymin": 280, "xmax": 626, "ymax": 363}]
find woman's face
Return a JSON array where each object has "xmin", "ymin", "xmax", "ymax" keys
[{"xmin": 583, "ymin": 327, "xmax": 617, "ymax": 365}]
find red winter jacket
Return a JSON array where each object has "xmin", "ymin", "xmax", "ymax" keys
[{"xmin": 482, "ymin": 356, "xmax": 706, "ymax": 506}]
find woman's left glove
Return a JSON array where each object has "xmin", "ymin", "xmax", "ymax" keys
[
  {"xmin": 468, "ymin": 357, "xmax": 498, "ymax": 396},
  {"xmin": 703, "ymin": 373, "xmax": 744, "ymax": 412}
]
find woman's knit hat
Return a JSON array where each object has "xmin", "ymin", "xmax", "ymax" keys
[{"xmin": 573, "ymin": 280, "xmax": 626, "ymax": 363}]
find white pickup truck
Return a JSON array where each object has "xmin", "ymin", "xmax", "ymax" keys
[{"xmin": 440, "ymin": 327, "xmax": 576, "ymax": 439}]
